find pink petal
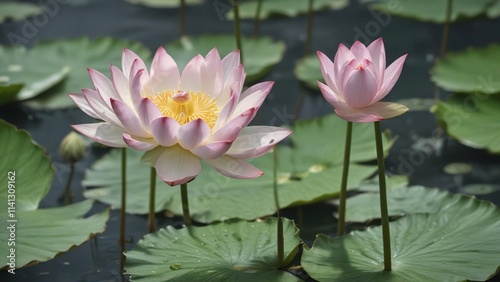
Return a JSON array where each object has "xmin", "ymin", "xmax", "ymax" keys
[
  {"xmin": 72, "ymin": 123, "xmax": 127, "ymax": 147},
  {"xmin": 83, "ymin": 89, "xmax": 122, "ymax": 126},
  {"xmin": 317, "ymin": 51, "xmax": 336, "ymax": 90},
  {"xmin": 221, "ymin": 50, "xmax": 241, "ymax": 81},
  {"xmin": 180, "ymin": 54, "xmax": 203, "ymax": 92},
  {"xmin": 149, "ymin": 47, "xmax": 180, "ymax": 93},
  {"xmin": 209, "ymin": 108, "xmax": 255, "ymax": 142},
  {"xmin": 110, "ymin": 65, "xmax": 134, "ymax": 108},
  {"xmin": 88, "ymin": 68, "xmax": 120, "ymax": 107},
  {"xmin": 350, "ymin": 41, "xmax": 372, "ymax": 61},
  {"xmin": 239, "ymin": 81, "xmax": 274, "ymax": 102},
  {"xmin": 122, "ymin": 133, "xmax": 158, "ymax": 151},
  {"xmin": 69, "ymin": 93, "xmax": 100, "ymax": 119},
  {"xmin": 335, "ymin": 101, "xmax": 409, "ymax": 123},
  {"xmin": 205, "ymin": 156, "xmax": 263, "ymax": 179},
  {"xmin": 155, "ymin": 145, "xmax": 201, "ymax": 186},
  {"xmin": 201, "ymin": 48, "xmax": 223, "ymax": 96},
  {"xmin": 226, "ymin": 126, "xmax": 291, "ymax": 159},
  {"xmin": 217, "ymin": 64, "xmax": 244, "ymax": 107},
  {"xmin": 367, "ymin": 38, "xmax": 386, "ymax": 82},
  {"xmin": 213, "ymin": 91, "xmax": 237, "ymax": 131},
  {"xmin": 150, "ymin": 117, "xmax": 180, "ymax": 147},
  {"xmin": 342, "ymin": 60, "xmax": 379, "ymax": 108},
  {"xmin": 130, "ymin": 69, "xmax": 145, "ymax": 111},
  {"xmin": 190, "ymin": 141, "xmax": 232, "ymax": 159},
  {"xmin": 122, "ymin": 49, "xmax": 147, "ymax": 80},
  {"xmin": 375, "ymin": 54, "xmax": 407, "ymax": 102},
  {"xmin": 110, "ymin": 99, "xmax": 150, "ymax": 138},
  {"xmin": 177, "ymin": 119, "xmax": 210, "ymax": 149},
  {"xmin": 230, "ymin": 82, "xmax": 270, "ymax": 119},
  {"xmin": 317, "ymin": 82, "xmax": 347, "ymax": 110},
  {"xmin": 137, "ymin": 98, "xmax": 162, "ymax": 130},
  {"xmin": 333, "ymin": 44, "xmax": 356, "ymax": 81}
]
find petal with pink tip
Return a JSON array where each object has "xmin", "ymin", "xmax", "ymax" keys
[
  {"xmin": 375, "ymin": 54, "xmax": 407, "ymax": 102},
  {"xmin": 150, "ymin": 117, "xmax": 180, "ymax": 147},
  {"xmin": 129, "ymin": 69, "xmax": 145, "ymax": 111},
  {"xmin": 88, "ymin": 68, "xmax": 120, "ymax": 107},
  {"xmin": 190, "ymin": 141, "xmax": 232, "ymax": 159},
  {"xmin": 177, "ymin": 119, "xmax": 210, "ymax": 149},
  {"xmin": 317, "ymin": 51, "xmax": 339, "ymax": 94},
  {"xmin": 342, "ymin": 60, "xmax": 379, "ymax": 108},
  {"xmin": 122, "ymin": 49, "xmax": 147, "ymax": 79},
  {"xmin": 217, "ymin": 64, "xmax": 244, "ymax": 107},
  {"xmin": 209, "ymin": 108, "xmax": 255, "ymax": 142},
  {"xmin": 333, "ymin": 44, "xmax": 356, "ymax": 80},
  {"xmin": 201, "ymin": 48, "xmax": 223, "ymax": 96},
  {"xmin": 226, "ymin": 126, "xmax": 292, "ymax": 159},
  {"xmin": 350, "ymin": 41, "xmax": 372, "ymax": 61},
  {"xmin": 110, "ymin": 65, "xmax": 133, "ymax": 108},
  {"xmin": 138, "ymin": 98, "xmax": 162, "ymax": 130},
  {"xmin": 213, "ymin": 91, "xmax": 237, "ymax": 131},
  {"xmin": 180, "ymin": 55, "xmax": 204, "ymax": 92},
  {"xmin": 155, "ymin": 145, "xmax": 201, "ymax": 186},
  {"xmin": 239, "ymin": 81, "xmax": 274, "ymax": 101},
  {"xmin": 335, "ymin": 101, "xmax": 409, "ymax": 123},
  {"xmin": 230, "ymin": 83, "xmax": 269, "ymax": 119},
  {"xmin": 367, "ymin": 38, "xmax": 386, "ymax": 82},
  {"xmin": 111, "ymin": 99, "xmax": 150, "ymax": 138},
  {"xmin": 72, "ymin": 123, "xmax": 127, "ymax": 147},
  {"xmin": 122, "ymin": 133, "xmax": 158, "ymax": 151},
  {"xmin": 317, "ymin": 82, "xmax": 346, "ymax": 110},
  {"xmin": 69, "ymin": 93, "xmax": 100, "ymax": 119},
  {"xmin": 149, "ymin": 47, "xmax": 180, "ymax": 92},
  {"xmin": 206, "ymin": 156, "xmax": 263, "ymax": 179},
  {"xmin": 83, "ymin": 89, "xmax": 122, "ymax": 126},
  {"xmin": 221, "ymin": 50, "xmax": 240, "ymax": 81}
]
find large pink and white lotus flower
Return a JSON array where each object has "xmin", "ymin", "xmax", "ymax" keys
[
  {"xmin": 71, "ymin": 47, "xmax": 291, "ymax": 185},
  {"xmin": 317, "ymin": 38, "xmax": 408, "ymax": 123}
]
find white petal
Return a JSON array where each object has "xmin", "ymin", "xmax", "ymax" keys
[
  {"xmin": 72, "ymin": 123, "xmax": 126, "ymax": 147},
  {"xmin": 155, "ymin": 145, "xmax": 201, "ymax": 186},
  {"xmin": 206, "ymin": 156, "xmax": 263, "ymax": 179}
]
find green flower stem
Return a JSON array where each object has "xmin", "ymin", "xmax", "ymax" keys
[
  {"xmin": 148, "ymin": 167, "xmax": 156, "ymax": 233},
  {"xmin": 119, "ymin": 148, "xmax": 127, "ymax": 261},
  {"xmin": 63, "ymin": 163, "xmax": 75, "ymax": 205},
  {"xmin": 180, "ymin": 0, "xmax": 186, "ymax": 37},
  {"xmin": 435, "ymin": 0, "xmax": 453, "ymax": 101},
  {"xmin": 252, "ymin": 0, "xmax": 263, "ymax": 38},
  {"xmin": 304, "ymin": 0, "xmax": 314, "ymax": 54},
  {"xmin": 181, "ymin": 182, "xmax": 192, "ymax": 226},
  {"xmin": 232, "ymin": 0, "xmax": 244, "ymax": 64},
  {"xmin": 374, "ymin": 121, "xmax": 392, "ymax": 271},
  {"xmin": 337, "ymin": 121, "xmax": 352, "ymax": 236},
  {"xmin": 273, "ymin": 147, "xmax": 284, "ymax": 265}
]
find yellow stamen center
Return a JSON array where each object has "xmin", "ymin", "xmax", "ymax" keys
[{"xmin": 148, "ymin": 89, "xmax": 219, "ymax": 128}]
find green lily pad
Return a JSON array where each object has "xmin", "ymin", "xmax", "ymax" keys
[
  {"xmin": 0, "ymin": 120, "xmax": 109, "ymax": 269},
  {"xmin": 14, "ymin": 37, "xmax": 151, "ymax": 109},
  {"xmin": 227, "ymin": 0, "xmax": 349, "ymax": 19},
  {"xmin": 294, "ymin": 54, "xmax": 322, "ymax": 90},
  {"xmin": 125, "ymin": 218, "xmax": 302, "ymax": 281},
  {"xmin": 0, "ymin": 2, "xmax": 42, "ymax": 23},
  {"xmin": 302, "ymin": 192, "xmax": 500, "ymax": 281},
  {"xmin": 355, "ymin": 175, "xmax": 409, "ymax": 193},
  {"xmin": 459, "ymin": 183, "xmax": 500, "ymax": 195},
  {"xmin": 125, "ymin": 0, "xmax": 203, "ymax": 8},
  {"xmin": 84, "ymin": 114, "xmax": 394, "ymax": 223},
  {"xmin": 341, "ymin": 186, "xmax": 450, "ymax": 222},
  {"xmin": 488, "ymin": 0, "xmax": 500, "ymax": 18},
  {"xmin": 361, "ymin": 0, "xmax": 492, "ymax": 23},
  {"xmin": 0, "ymin": 46, "xmax": 69, "ymax": 102},
  {"xmin": 165, "ymin": 35, "xmax": 285, "ymax": 83},
  {"xmin": 433, "ymin": 93, "xmax": 500, "ymax": 154},
  {"xmin": 0, "ymin": 84, "xmax": 23, "ymax": 105},
  {"xmin": 431, "ymin": 44, "xmax": 500, "ymax": 94}
]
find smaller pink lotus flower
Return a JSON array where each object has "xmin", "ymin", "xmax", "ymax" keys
[{"xmin": 317, "ymin": 38, "xmax": 408, "ymax": 122}]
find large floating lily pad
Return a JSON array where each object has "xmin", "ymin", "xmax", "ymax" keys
[
  {"xmin": 433, "ymin": 93, "xmax": 500, "ymax": 154},
  {"xmin": 302, "ymin": 191, "xmax": 500, "ymax": 281},
  {"xmin": 361, "ymin": 0, "xmax": 492, "ymax": 23},
  {"xmin": 165, "ymin": 35, "xmax": 285, "ymax": 83},
  {"xmin": 125, "ymin": 0, "xmax": 203, "ymax": 8},
  {"xmin": 12, "ymin": 37, "xmax": 151, "ymax": 109},
  {"xmin": 341, "ymin": 186, "xmax": 449, "ymax": 222},
  {"xmin": 294, "ymin": 54, "xmax": 322, "ymax": 90},
  {"xmin": 488, "ymin": 1, "xmax": 500, "ymax": 18},
  {"xmin": 0, "ymin": 2, "xmax": 42, "ymax": 23},
  {"xmin": 84, "ymin": 114, "xmax": 394, "ymax": 223},
  {"xmin": 0, "ymin": 84, "xmax": 23, "ymax": 106},
  {"xmin": 0, "ymin": 120, "xmax": 109, "ymax": 269},
  {"xmin": 431, "ymin": 44, "xmax": 500, "ymax": 94},
  {"xmin": 227, "ymin": 0, "xmax": 349, "ymax": 19},
  {"xmin": 125, "ymin": 218, "xmax": 301, "ymax": 281}
]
